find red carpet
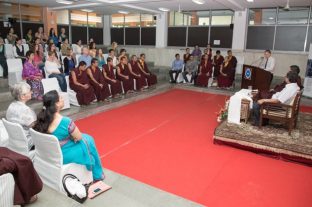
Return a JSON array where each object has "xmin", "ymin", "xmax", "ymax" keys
[{"xmin": 76, "ymin": 89, "xmax": 312, "ymax": 207}]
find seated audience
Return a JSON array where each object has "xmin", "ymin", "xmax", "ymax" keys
[
  {"xmin": 25, "ymin": 28, "xmax": 33, "ymax": 45},
  {"xmin": 129, "ymin": 55, "xmax": 147, "ymax": 91},
  {"xmin": 33, "ymin": 43, "xmax": 45, "ymax": 78},
  {"xmin": 96, "ymin": 48, "xmax": 106, "ymax": 68},
  {"xmin": 6, "ymin": 82, "xmax": 37, "ymax": 150},
  {"xmin": 13, "ymin": 38, "xmax": 26, "ymax": 64},
  {"xmin": 22, "ymin": 51, "xmax": 44, "ymax": 100},
  {"xmin": 111, "ymin": 41, "xmax": 119, "ymax": 56},
  {"xmin": 191, "ymin": 45, "xmax": 202, "ymax": 61},
  {"xmin": 217, "ymin": 50, "xmax": 237, "ymax": 89},
  {"xmin": 35, "ymin": 26, "xmax": 48, "ymax": 44},
  {"xmin": 201, "ymin": 49, "xmax": 209, "ymax": 62},
  {"xmin": 33, "ymin": 37, "xmax": 44, "ymax": 57},
  {"xmin": 183, "ymin": 48, "xmax": 191, "ymax": 64},
  {"xmin": 60, "ymin": 38, "xmax": 70, "ymax": 56},
  {"xmin": 182, "ymin": 55, "xmax": 197, "ymax": 83},
  {"xmin": 137, "ymin": 53, "xmax": 157, "ymax": 87},
  {"xmin": 33, "ymin": 90, "xmax": 105, "ymax": 181},
  {"xmin": 212, "ymin": 50, "xmax": 224, "ymax": 79},
  {"xmin": 252, "ymin": 71, "xmax": 300, "ymax": 126},
  {"xmin": 89, "ymin": 42, "xmax": 96, "ymax": 51},
  {"xmin": 73, "ymin": 39, "xmax": 83, "ymax": 55},
  {"xmin": 87, "ymin": 58, "xmax": 111, "ymax": 101},
  {"xmin": 58, "ymin": 27, "xmax": 67, "ymax": 45},
  {"xmin": 102, "ymin": 57, "xmax": 122, "ymax": 98},
  {"xmin": 47, "ymin": 43, "xmax": 60, "ymax": 60},
  {"xmin": 48, "ymin": 28, "xmax": 59, "ymax": 48},
  {"xmin": 0, "ymin": 37, "xmax": 8, "ymax": 78},
  {"xmin": 69, "ymin": 61, "xmax": 96, "ymax": 105},
  {"xmin": 78, "ymin": 47, "xmax": 92, "ymax": 67},
  {"xmin": 116, "ymin": 56, "xmax": 135, "ymax": 94},
  {"xmin": 108, "ymin": 49, "xmax": 118, "ymax": 68},
  {"xmin": 196, "ymin": 54, "xmax": 212, "ymax": 87},
  {"xmin": 0, "ymin": 147, "xmax": 42, "ymax": 205},
  {"xmin": 63, "ymin": 48, "xmax": 76, "ymax": 75},
  {"xmin": 118, "ymin": 49, "xmax": 127, "ymax": 62},
  {"xmin": 169, "ymin": 54, "xmax": 183, "ymax": 83},
  {"xmin": 45, "ymin": 51, "xmax": 67, "ymax": 92},
  {"xmin": 7, "ymin": 27, "xmax": 18, "ymax": 44},
  {"xmin": 89, "ymin": 49, "xmax": 96, "ymax": 58}
]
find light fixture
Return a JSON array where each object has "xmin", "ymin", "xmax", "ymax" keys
[
  {"xmin": 158, "ymin": 7, "xmax": 170, "ymax": 12},
  {"xmin": 246, "ymin": 0, "xmax": 254, "ymax": 2},
  {"xmin": 192, "ymin": 0, "xmax": 205, "ymax": 5},
  {"xmin": 268, "ymin": 17, "xmax": 274, "ymax": 20},
  {"xmin": 56, "ymin": 0, "xmax": 73, "ymax": 5},
  {"xmin": 118, "ymin": 10, "xmax": 129, "ymax": 14},
  {"xmin": 81, "ymin": 9, "xmax": 93, "ymax": 12}
]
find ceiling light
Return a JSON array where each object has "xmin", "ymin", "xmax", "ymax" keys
[
  {"xmin": 56, "ymin": 0, "xmax": 73, "ymax": 5},
  {"xmin": 246, "ymin": 0, "xmax": 254, "ymax": 2},
  {"xmin": 268, "ymin": 17, "xmax": 274, "ymax": 20},
  {"xmin": 81, "ymin": 9, "xmax": 93, "ymax": 12},
  {"xmin": 118, "ymin": 10, "xmax": 129, "ymax": 14},
  {"xmin": 192, "ymin": 0, "xmax": 205, "ymax": 4},
  {"xmin": 159, "ymin": 7, "xmax": 170, "ymax": 12}
]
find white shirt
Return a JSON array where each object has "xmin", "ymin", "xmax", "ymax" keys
[
  {"xmin": 272, "ymin": 83, "xmax": 299, "ymax": 104},
  {"xmin": 73, "ymin": 44, "xmax": 82, "ymax": 55},
  {"xmin": 259, "ymin": 56, "xmax": 275, "ymax": 72},
  {"xmin": 45, "ymin": 60, "xmax": 61, "ymax": 76},
  {"xmin": 109, "ymin": 55, "xmax": 118, "ymax": 67}
]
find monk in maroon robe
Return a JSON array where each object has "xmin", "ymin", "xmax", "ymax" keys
[
  {"xmin": 102, "ymin": 57, "xmax": 122, "ymax": 98},
  {"xmin": 183, "ymin": 48, "xmax": 191, "ymax": 64},
  {"xmin": 138, "ymin": 53, "xmax": 157, "ymax": 87},
  {"xmin": 116, "ymin": 56, "xmax": 134, "ymax": 94},
  {"xmin": 195, "ymin": 54, "xmax": 212, "ymax": 87},
  {"xmin": 129, "ymin": 55, "xmax": 147, "ymax": 91},
  {"xmin": 87, "ymin": 58, "xmax": 111, "ymax": 101},
  {"xmin": 212, "ymin": 50, "xmax": 224, "ymax": 79},
  {"xmin": 0, "ymin": 147, "xmax": 43, "ymax": 205},
  {"xmin": 69, "ymin": 61, "xmax": 96, "ymax": 105},
  {"xmin": 217, "ymin": 50, "xmax": 237, "ymax": 88}
]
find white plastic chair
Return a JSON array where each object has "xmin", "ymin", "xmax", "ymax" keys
[
  {"xmin": 4, "ymin": 44, "xmax": 14, "ymax": 58},
  {"xmin": 0, "ymin": 173, "xmax": 15, "ymax": 207},
  {"xmin": 22, "ymin": 43, "xmax": 29, "ymax": 54},
  {"xmin": 75, "ymin": 54, "xmax": 81, "ymax": 67},
  {"xmin": 29, "ymin": 129, "xmax": 93, "ymax": 193},
  {"xmin": 2, "ymin": 118, "xmax": 35, "ymax": 160},
  {"xmin": 41, "ymin": 77, "xmax": 70, "ymax": 110},
  {"xmin": 0, "ymin": 120, "xmax": 9, "ymax": 147},
  {"xmin": 65, "ymin": 75, "xmax": 80, "ymax": 106},
  {"xmin": 6, "ymin": 58, "xmax": 23, "ymax": 87}
]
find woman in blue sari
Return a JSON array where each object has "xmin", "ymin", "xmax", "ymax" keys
[{"xmin": 33, "ymin": 90, "xmax": 104, "ymax": 181}]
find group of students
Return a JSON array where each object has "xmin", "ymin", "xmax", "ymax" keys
[{"xmin": 169, "ymin": 44, "xmax": 237, "ymax": 89}]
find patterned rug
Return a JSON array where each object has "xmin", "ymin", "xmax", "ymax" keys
[{"xmin": 214, "ymin": 113, "xmax": 312, "ymax": 165}]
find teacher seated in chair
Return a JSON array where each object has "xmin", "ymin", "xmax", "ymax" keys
[{"xmin": 251, "ymin": 71, "xmax": 300, "ymax": 126}]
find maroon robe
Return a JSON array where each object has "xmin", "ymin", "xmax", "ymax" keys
[
  {"xmin": 102, "ymin": 64, "xmax": 122, "ymax": 96},
  {"xmin": 183, "ymin": 53, "xmax": 191, "ymax": 64},
  {"xmin": 138, "ymin": 60, "xmax": 157, "ymax": 86},
  {"xmin": 0, "ymin": 147, "xmax": 43, "ymax": 205},
  {"xmin": 213, "ymin": 55, "xmax": 224, "ymax": 78},
  {"xmin": 130, "ymin": 61, "xmax": 147, "ymax": 90},
  {"xmin": 69, "ymin": 68, "xmax": 95, "ymax": 105},
  {"xmin": 88, "ymin": 66, "xmax": 111, "ymax": 101},
  {"xmin": 217, "ymin": 56, "xmax": 237, "ymax": 88},
  {"xmin": 116, "ymin": 63, "xmax": 134, "ymax": 93},
  {"xmin": 195, "ymin": 61, "xmax": 212, "ymax": 87}
]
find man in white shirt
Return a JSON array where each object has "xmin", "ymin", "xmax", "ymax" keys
[
  {"xmin": 108, "ymin": 49, "xmax": 118, "ymax": 68},
  {"xmin": 259, "ymin": 50, "xmax": 275, "ymax": 72},
  {"xmin": 252, "ymin": 71, "xmax": 300, "ymax": 126}
]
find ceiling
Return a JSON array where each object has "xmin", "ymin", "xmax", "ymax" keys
[{"xmin": 6, "ymin": 0, "xmax": 312, "ymax": 14}]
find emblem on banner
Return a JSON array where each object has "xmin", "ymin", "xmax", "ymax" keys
[{"xmin": 245, "ymin": 68, "xmax": 252, "ymax": 80}]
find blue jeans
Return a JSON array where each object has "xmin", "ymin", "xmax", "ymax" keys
[{"xmin": 49, "ymin": 73, "xmax": 67, "ymax": 92}]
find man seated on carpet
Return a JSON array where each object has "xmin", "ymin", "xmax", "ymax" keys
[
  {"xmin": 169, "ymin": 53, "xmax": 183, "ymax": 83},
  {"xmin": 251, "ymin": 71, "xmax": 300, "ymax": 126}
]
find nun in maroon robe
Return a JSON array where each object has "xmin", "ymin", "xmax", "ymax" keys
[
  {"xmin": 87, "ymin": 58, "xmax": 111, "ymax": 101},
  {"xmin": 138, "ymin": 54, "xmax": 157, "ymax": 86},
  {"xmin": 195, "ymin": 54, "xmax": 212, "ymax": 87},
  {"xmin": 130, "ymin": 55, "xmax": 147, "ymax": 91},
  {"xmin": 217, "ymin": 50, "xmax": 237, "ymax": 88},
  {"xmin": 212, "ymin": 50, "xmax": 224, "ymax": 78},
  {"xmin": 69, "ymin": 61, "xmax": 96, "ymax": 105},
  {"xmin": 0, "ymin": 147, "xmax": 43, "ymax": 205},
  {"xmin": 116, "ymin": 56, "xmax": 134, "ymax": 94},
  {"xmin": 102, "ymin": 58, "xmax": 122, "ymax": 97}
]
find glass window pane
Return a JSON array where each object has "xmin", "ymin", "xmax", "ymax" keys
[
  {"xmin": 211, "ymin": 10, "xmax": 233, "ymax": 25},
  {"xmin": 71, "ymin": 10, "xmax": 87, "ymax": 26},
  {"xmin": 112, "ymin": 14, "xmax": 124, "ymax": 27},
  {"xmin": 174, "ymin": 12, "xmax": 184, "ymax": 26},
  {"xmin": 141, "ymin": 14, "xmax": 156, "ymax": 27},
  {"xmin": 88, "ymin": 13, "xmax": 103, "ymax": 27},
  {"xmin": 0, "ymin": 2, "xmax": 42, "ymax": 23},
  {"xmin": 249, "ymin": 8, "xmax": 276, "ymax": 25},
  {"xmin": 56, "ymin": 10, "xmax": 69, "ymax": 25},
  {"xmin": 278, "ymin": 7, "xmax": 309, "ymax": 24},
  {"xmin": 125, "ymin": 13, "xmax": 140, "ymax": 27},
  {"xmin": 169, "ymin": 11, "xmax": 174, "ymax": 26},
  {"xmin": 187, "ymin": 11, "xmax": 210, "ymax": 26}
]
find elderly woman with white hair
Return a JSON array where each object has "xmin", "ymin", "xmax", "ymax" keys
[{"xmin": 6, "ymin": 82, "xmax": 37, "ymax": 150}]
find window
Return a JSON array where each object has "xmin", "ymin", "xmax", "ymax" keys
[
  {"xmin": 169, "ymin": 11, "xmax": 191, "ymax": 26},
  {"xmin": 249, "ymin": 8, "xmax": 276, "ymax": 25},
  {"xmin": 124, "ymin": 13, "xmax": 140, "ymax": 27},
  {"xmin": 190, "ymin": 11, "xmax": 210, "ymax": 26},
  {"xmin": 71, "ymin": 10, "xmax": 87, "ymax": 26},
  {"xmin": 56, "ymin": 10, "xmax": 69, "ymax": 25},
  {"xmin": 211, "ymin": 10, "xmax": 234, "ymax": 25},
  {"xmin": 0, "ymin": 2, "xmax": 42, "ymax": 23},
  {"xmin": 141, "ymin": 14, "xmax": 156, "ymax": 27},
  {"xmin": 88, "ymin": 13, "xmax": 103, "ymax": 27},
  {"xmin": 278, "ymin": 7, "xmax": 309, "ymax": 24},
  {"xmin": 112, "ymin": 14, "xmax": 124, "ymax": 27}
]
